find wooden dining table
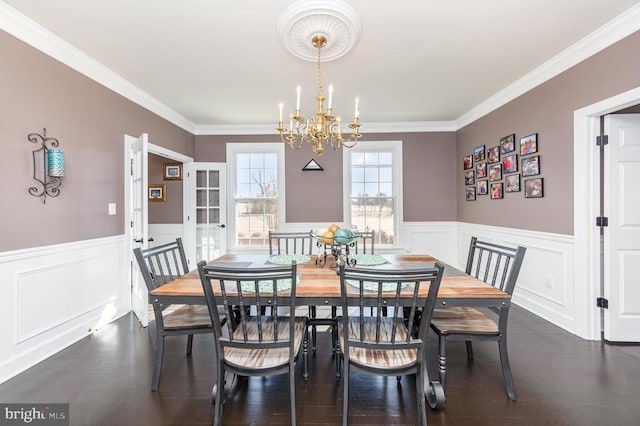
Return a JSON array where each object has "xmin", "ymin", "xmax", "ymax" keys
[{"xmin": 149, "ymin": 252, "xmax": 510, "ymax": 408}]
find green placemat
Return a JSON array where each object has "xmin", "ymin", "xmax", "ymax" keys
[
  {"xmin": 350, "ymin": 254, "xmax": 388, "ymax": 266},
  {"xmin": 346, "ymin": 279, "xmax": 407, "ymax": 292},
  {"xmin": 239, "ymin": 275, "xmax": 300, "ymax": 293},
  {"xmin": 267, "ymin": 254, "xmax": 311, "ymax": 265}
]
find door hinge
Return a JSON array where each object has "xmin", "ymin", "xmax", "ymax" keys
[
  {"xmin": 596, "ymin": 135, "xmax": 609, "ymax": 146},
  {"xmin": 596, "ymin": 297, "xmax": 609, "ymax": 309},
  {"xmin": 130, "ymin": 158, "xmax": 134, "ymax": 175},
  {"xmin": 596, "ymin": 216, "xmax": 609, "ymax": 227}
]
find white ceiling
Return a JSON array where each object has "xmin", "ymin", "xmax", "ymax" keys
[{"xmin": 2, "ymin": 0, "xmax": 640, "ymax": 133}]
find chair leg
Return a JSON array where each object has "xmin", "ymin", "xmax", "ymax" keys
[
  {"xmin": 342, "ymin": 361, "xmax": 350, "ymax": 426},
  {"xmin": 151, "ymin": 335, "xmax": 165, "ymax": 391},
  {"xmin": 498, "ymin": 339, "xmax": 517, "ymax": 401},
  {"xmin": 465, "ymin": 340, "xmax": 474, "ymax": 360},
  {"xmin": 310, "ymin": 306, "xmax": 317, "ymax": 352},
  {"xmin": 290, "ymin": 365, "xmax": 297, "ymax": 426},
  {"xmin": 303, "ymin": 327, "xmax": 309, "ymax": 379},
  {"xmin": 416, "ymin": 363, "xmax": 427, "ymax": 426},
  {"xmin": 187, "ymin": 334, "xmax": 194, "ymax": 355},
  {"xmin": 438, "ymin": 334, "xmax": 447, "ymax": 389},
  {"xmin": 213, "ymin": 363, "xmax": 224, "ymax": 426}
]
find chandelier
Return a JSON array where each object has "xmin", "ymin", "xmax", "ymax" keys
[{"xmin": 276, "ymin": 34, "xmax": 362, "ymax": 155}]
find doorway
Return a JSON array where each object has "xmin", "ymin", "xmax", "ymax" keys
[
  {"xmin": 573, "ymin": 87, "xmax": 640, "ymax": 341},
  {"xmin": 124, "ymin": 134, "xmax": 193, "ymax": 326}
]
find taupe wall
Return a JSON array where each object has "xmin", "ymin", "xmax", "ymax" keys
[
  {"xmin": 194, "ymin": 132, "xmax": 457, "ymax": 223},
  {"xmin": 457, "ymin": 30, "xmax": 640, "ymax": 235},
  {"xmin": 148, "ymin": 154, "xmax": 183, "ymax": 224},
  {"xmin": 0, "ymin": 30, "xmax": 194, "ymax": 252}
]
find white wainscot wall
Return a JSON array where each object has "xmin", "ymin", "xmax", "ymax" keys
[
  {"xmin": 148, "ymin": 224, "xmax": 185, "ymax": 248},
  {"xmin": 0, "ymin": 235, "xmax": 130, "ymax": 384}
]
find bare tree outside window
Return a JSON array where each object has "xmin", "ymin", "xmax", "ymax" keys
[{"xmin": 235, "ymin": 153, "xmax": 279, "ymax": 247}]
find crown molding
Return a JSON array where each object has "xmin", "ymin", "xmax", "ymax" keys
[
  {"xmin": 0, "ymin": 1, "xmax": 196, "ymax": 134},
  {"xmin": 193, "ymin": 120, "xmax": 457, "ymax": 135},
  {"xmin": 2, "ymin": 1, "xmax": 639, "ymax": 136},
  {"xmin": 455, "ymin": 3, "xmax": 640, "ymax": 130}
]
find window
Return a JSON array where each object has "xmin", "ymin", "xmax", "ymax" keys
[
  {"xmin": 227, "ymin": 143, "xmax": 284, "ymax": 250},
  {"xmin": 344, "ymin": 141, "xmax": 403, "ymax": 247}
]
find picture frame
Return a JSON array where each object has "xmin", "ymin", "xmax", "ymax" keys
[
  {"xmin": 524, "ymin": 177, "xmax": 544, "ymax": 198},
  {"xmin": 464, "ymin": 170, "xmax": 475, "ymax": 185},
  {"xmin": 466, "ymin": 187, "xmax": 476, "ymax": 201},
  {"xmin": 505, "ymin": 174, "xmax": 521, "ymax": 193},
  {"xmin": 163, "ymin": 163, "xmax": 183, "ymax": 180},
  {"xmin": 502, "ymin": 153, "xmax": 518, "ymax": 173},
  {"xmin": 487, "ymin": 146, "xmax": 500, "ymax": 164},
  {"xmin": 490, "ymin": 182, "xmax": 504, "ymax": 199},
  {"xmin": 474, "ymin": 145, "xmax": 485, "ymax": 162},
  {"xmin": 463, "ymin": 154, "xmax": 473, "ymax": 170},
  {"xmin": 148, "ymin": 183, "xmax": 167, "ymax": 202},
  {"xmin": 476, "ymin": 180, "xmax": 488, "ymax": 195},
  {"xmin": 475, "ymin": 162, "xmax": 487, "ymax": 179},
  {"xmin": 520, "ymin": 133, "xmax": 538, "ymax": 155},
  {"xmin": 489, "ymin": 164, "xmax": 502, "ymax": 181},
  {"xmin": 500, "ymin": 133, "xmax": 516, "ymax": 154},
  {"xmin": 521, "ymin": 155, "xmax": 540, "ymax": 176}
]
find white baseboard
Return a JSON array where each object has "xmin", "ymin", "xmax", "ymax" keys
[{"xmin": 0, "ymin": 235, "xmax": 130, "ymax": 384}]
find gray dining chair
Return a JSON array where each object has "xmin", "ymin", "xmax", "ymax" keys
[
  {"xmin": 429, "ymin": 236, "xmax": 526, "ymax": 404},
  {"xmin": 268, "ymin": 230, "xmax": 314, "ymax": 255},
  {"xmin": 336, "ymin": 263, "xmax": 444, "ymax": 426},
  {"xmin": 268, "ymin": 230, "xmax": 328, "ymax": 355},
  {"xmin": 198, "ymin": 261, "xmax": 308, "ymax": 426},
  {"xmin": 353, "ymin": 229, "xmax": 375, "ymax": 254},
  {"xmin": 133, "ymin": 238, "xmax": 213, "ymax": 391}
]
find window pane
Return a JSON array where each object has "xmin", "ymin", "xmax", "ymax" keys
[
  {"xmin": 351, "ymin": 152, "xmax": 365, "ymax": 165},
  {"xmin": 196, "ymin": 170, "xmax": 207, "ymax": 187},
  {"xmin": 208, "ymin": 170, "xmax": 219, "ymax": 187},
  {"xmin": 264, "ymin": 153, "xmax": 277, "ymax": 168},
  {"xmin": 237, "ymin": 153, "xmax": 250, "ymax": 168},
  {"xmin": 352, "ymin": 167, "xmax": 364, "ymax": 182},
  {"xmin": 250, "ymin": 153, "xmax": 264, "ymax": 168},
  {"xmin": 237, "ymin": 168, "xmax": 251, "ymax": 184},
  {"xmin": 379, "ymin": 152, "xmax": 393, "ymax": 165},
  {"xmin": 364, "ymin": 152, "xmax": 378, "ymax": 164},
  {"xmin": 364, "ymin": 182, "xmax": 378, "ymax": 195},
  {"xmin": 196, "ymin": 208, "xmax": 207, "ymax": 224},
  {"xmin": 364, "ymin": 167, "xmax": 378, "ymax": 182},
  {"xmin": 351, "ymin": 182, "xmax": 365, "ymax": 197},
  {"xmin": 196, "ymin": 189, "xmax": 207, "ymax": 207},
  {"xmin": 209, "ymin": 189, "xmax": 219, "ymax": 207},
  {"xmin": 237, "ymin": 183, "xmax": 251, "ymax": 197},
  {"xmin": 379, "ymin": 166, "xmax": 392, "ymax": 182},
  {"xmin": 379, "ymin": 182, "xmax": 392, "ymax": 196}
]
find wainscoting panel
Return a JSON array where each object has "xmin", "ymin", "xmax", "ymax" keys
[
  {"xmin": 148, "ymin": 224, "xmax": 184, "ymax": 247},
  {"xmin": 0, "ymin": 235, "xmax": 129, "ymax": 384}
]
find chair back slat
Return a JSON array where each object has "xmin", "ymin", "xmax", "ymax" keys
[
  {"xmin": 198, "ymin": 263, "xmax": 298, "ymax": 357},
  {"xmin": 133, "ymin": 238, "xmax": 189, "ymax": 291},
  {"xmin": 465, "ymin": 237, "xmax": 526, "ymax": 295},
  {"xmin": 339, "ymin": 264, "xmax": 444, "ymax": 352},
  {"xmin": 353, "ymin": 230, "xmax": 375, "ymax": 254},
  {"xmin": 269, "ymin": 230, "xmax": 314, "ymax": 255}
]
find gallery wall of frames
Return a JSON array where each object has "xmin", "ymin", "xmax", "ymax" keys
[{"xmin": 463, "ymin": 133, "xmax": 542, "ymax": 201}]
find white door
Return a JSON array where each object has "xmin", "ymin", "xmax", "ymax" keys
[
  {"xmin": 603, "ymin": 114, "xmax": 640, "ymax": 342},
  {"xmin": 184, "ymin": 162, "xmax": 227, "ymax": 265},
  {"xmin": 129, "ymin": 133, "xmax": 149, "ymax": 326}
]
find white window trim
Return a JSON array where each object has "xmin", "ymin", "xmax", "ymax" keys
[
  {"xmin": 342, "ymin": 140, "xmax": 403, "ymax": 248},
  {"xmin": 226, "ymin": 142, "xmax": 285, "ymax": 252}
]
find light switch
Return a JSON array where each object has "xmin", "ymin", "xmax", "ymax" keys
[{"xmin": 108, "ymin": 203, "xmax": 116, "ymax": 215}]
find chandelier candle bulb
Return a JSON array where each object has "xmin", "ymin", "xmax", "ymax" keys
[
  {"xmin": 354, "ymin": 98, "xmax": 360, "ymax": 118},
  {"xmin": 279, "ymin": 102, "xmax": 284, "ymax": 123},
  {"xmin": 296, "ymin": 85, "xmax": 301, "ymax": 111}
]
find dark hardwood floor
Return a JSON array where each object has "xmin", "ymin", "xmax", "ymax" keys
[{"xmin": 1, "ymin": 305, "xmax": 639, "ymax": 425}]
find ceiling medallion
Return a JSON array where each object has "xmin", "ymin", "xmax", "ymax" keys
[{"xmin": 277, "ymin": 0, "xmax": 362, "ymax": 62}]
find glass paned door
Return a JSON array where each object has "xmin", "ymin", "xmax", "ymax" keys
[
  {"xmin": 185, "ymin": 162, "xmax": 226, "ymax": 265},
  {"xmin": 196, "ymin": 168, "xmax": 225, "ymax": 262}
]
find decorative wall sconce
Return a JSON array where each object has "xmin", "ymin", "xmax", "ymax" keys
[{"xmin": 28, "ymin": 128, "xmax": 64, "ymax": 203}]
